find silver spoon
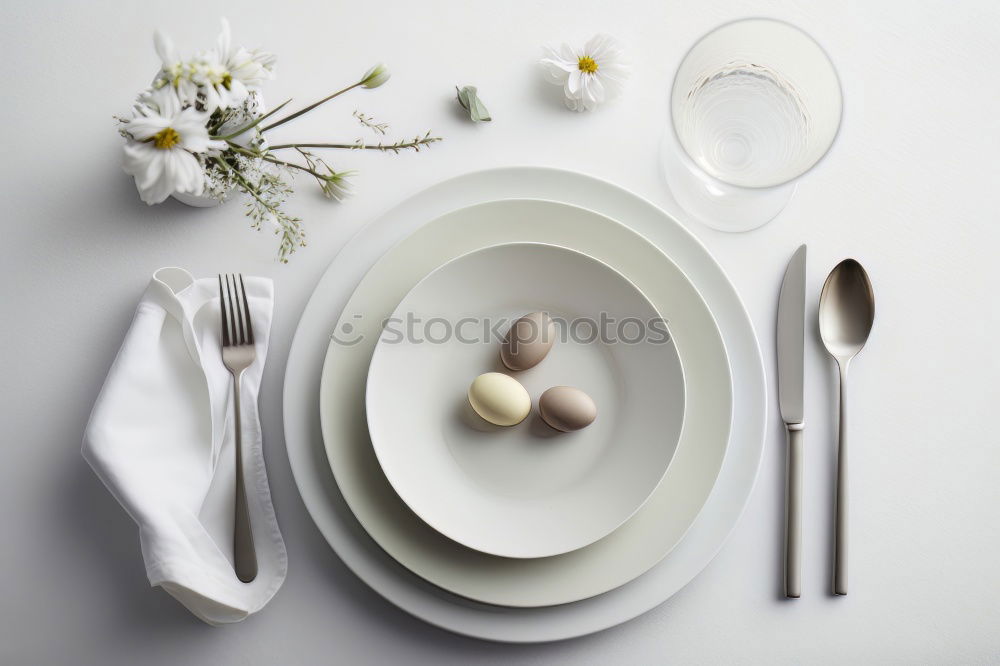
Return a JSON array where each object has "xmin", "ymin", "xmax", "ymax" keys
[{"xmin": 819, "ymin": 259, "xmax": 875, "ymax": 596}]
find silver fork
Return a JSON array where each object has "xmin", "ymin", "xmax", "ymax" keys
[{"xmin": 219, "ymin": 274, "xmax": 258, "ymax": 583}]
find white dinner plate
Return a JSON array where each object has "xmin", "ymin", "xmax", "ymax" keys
[
  {"xmin": 284, "ymin": 167, "xmax": 766, "ymax": 641},
  {"xmin": 367, "ymin": 243, "xmax": 686, "ymax": 559},
  {"xmin": 320, "ymin": 199, "xmax": 729, "ymax": 607}
]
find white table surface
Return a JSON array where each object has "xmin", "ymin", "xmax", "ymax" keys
[{"xmin": 2, "ymin": 0, "xmax": 998, "ymax": 663}]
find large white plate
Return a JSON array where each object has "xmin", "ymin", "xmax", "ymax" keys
[
  {"xmin": 321, "ymin": 200, "xmax": 728, "ymax": 607},
  {"xmin": 367, "ymin": 243, "xmax": 686, "ymax": 559},
  {"xmin": 284, "ymin": 167, "xmax": 766, "ymax": 642}
]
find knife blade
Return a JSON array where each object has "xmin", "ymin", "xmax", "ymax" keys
[
  {"xmin": 777, "ymin": 244, "xmax": 807, "ymax": 425},
  {"xmin": 777, "ymin": 244, "xmax": 806, "ymax": 598}
]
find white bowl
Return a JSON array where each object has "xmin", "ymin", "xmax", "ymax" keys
[{"xmin": 365, "ymin": 242, "xmax": 686, "ymax": 559}]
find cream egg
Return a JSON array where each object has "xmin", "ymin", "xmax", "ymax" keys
[
  {"xmin": 538, "ymin": 386, "xmax": 597, "ymax": 432},
  {"xmin": 468, "ymin": 372, "xmax": 531, "ymax": 426},
  {"xmin": 500, "ymin": 311, "xmax": 557, "ymax": 371}
]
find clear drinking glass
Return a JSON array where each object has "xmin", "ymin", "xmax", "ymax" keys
[{"xmin": 661, "ymin": 18, "xmax": 843, "ymax": 232}]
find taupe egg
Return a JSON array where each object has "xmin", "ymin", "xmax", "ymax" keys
[
  {"xmin": 468, "ymin": 372, "xmax": 531, "ymax": 426},
  {"xmin": 538, "ymin": 386, "xmax": 597, "ymax": 432},
  {"xmin": 500, "ymin": 311, "xmax": 556, "ymax": 371}
]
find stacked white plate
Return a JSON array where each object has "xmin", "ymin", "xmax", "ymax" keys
[{"xmin": 283, "ymin": 167, "xmax": 766, "ymax": 642}]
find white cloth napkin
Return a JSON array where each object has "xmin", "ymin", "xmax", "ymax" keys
[{"xmin": 82, "ymin": 267, "xmax": 286, "ymax": 625}]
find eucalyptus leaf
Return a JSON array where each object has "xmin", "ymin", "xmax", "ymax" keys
[{"xmin": 456, "ymin": 85, "xmax": 492, "ymax": 122}]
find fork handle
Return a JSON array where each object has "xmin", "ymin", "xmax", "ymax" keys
[{"xmin": 232, "ymin": 374, "xmax": 258, "ymax": 583}]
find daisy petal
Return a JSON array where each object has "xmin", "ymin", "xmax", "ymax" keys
[
  {"xmin": 153, "ymin": 30, "xmax": 178, "ymax": 65},
  {"xmin": 566, "ymin": 69, "xmax": 582, "ymax": 96},
  {"xmin": 540, "ymin": 63, "xmax": 570, "ymax": 84},
  {"xmin": 584, "ymin": 34, "xmax": 610, "ymax": 59},
  {"xmin": 586, "ymin": 75, "xmax": 607, "ymax": 105},
  {"xmin": 123, "ymin": 116, "xmax": 169, "ymax": 141},
  {"xmin": 558, "ymin": 43, "xmax": 578, "ymax": 62},
  {"xmin": 216, "ymin": 18, "xmax": 233, "ymax": 60}
]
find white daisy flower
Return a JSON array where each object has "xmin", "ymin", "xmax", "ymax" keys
[
  {"xmin": 540, "ymin": 34, "xmax": 629, "ymax": 112},
  {"xmin": 191, "ymin": 50, "xmax": 249, "ymax": 113},
  {"xmin": 208, "ymin": 18, "xmax": 275, "ymax": 98},
  {"xmin": 121, "ymin": 87, "xmax": 227, "ymax": 204},
  {"xmin": 152, "ymin": 29, "xmax": 199, "ymax": 106},
  {"xmin": 152, "ymin": 20, "xmax": 272, "ymax": 114}
]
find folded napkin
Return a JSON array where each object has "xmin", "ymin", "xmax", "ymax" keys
[{"xmin": 83, "ymin": 267, "xmax": 286, "ymax": 625}]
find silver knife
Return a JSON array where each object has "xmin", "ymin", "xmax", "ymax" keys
[{"xmin": 777, "ymin": 244, "xmax": 807, "ymax": 598}]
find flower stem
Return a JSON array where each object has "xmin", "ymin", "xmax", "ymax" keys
[
  {"xmin": 215, "ymin": 98, "xmax": 292, "ymax": 140},
  {"xmin": 267, "ymin": 136, "xmax": 442, "ymax": 152},
  {"xmin": 259, "ymin": 155, "xmax": 331, "ymax": 180},
  {"xmin": 260, "ymin": 82, "xmax": 363, "ymax": 133},
  {"xmin": 268, "ymin": 142, "xmax": 370, "ymax": 150},
  {"xmin": 225, "ymin": 143, "xmax": 345, "ymax": 183}
]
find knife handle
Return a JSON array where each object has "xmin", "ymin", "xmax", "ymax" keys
[{"xmin": 785, "ymin": 424, "xmax": 803, "ymax": 598}]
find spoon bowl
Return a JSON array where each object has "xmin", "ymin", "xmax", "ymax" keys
[
  {"xmin": 818, "ymin": 258, "xmax": 874, "ymax": 596},
  {"xmin": 819, "ymin": 259, "xmax": 875, "ymax": 362}
]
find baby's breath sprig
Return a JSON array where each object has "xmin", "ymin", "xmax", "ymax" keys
[
  {"xmin": 353, "ymin": 110, "xmax": 389, "ymax": 135},
  {"xmin": 211, "ymin": 154, "xmax": 304, "ymax": 262}
]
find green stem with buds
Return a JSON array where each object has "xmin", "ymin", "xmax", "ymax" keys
[
  {"xmin": 267, "ymin": 136, "xmax": 442, "ymax": 152},
  {"xmin": 226, "ymin": 143, "xmax": 350, "ymax": 190},
  {"xmin": 260, "ymin": 82, "xmax": 363, "ymax": 133},
  {"xmin": 260, "ymin": 155, "xmax": 332, "ymax": 180},
  {"xmin": 225, "ymin": 143, "xmax": 331, "ymax": 180}
]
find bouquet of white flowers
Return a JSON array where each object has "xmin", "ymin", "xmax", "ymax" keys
[{"xmin": 118, "ymin": 19, "xmax": 440, "ymax": 262}]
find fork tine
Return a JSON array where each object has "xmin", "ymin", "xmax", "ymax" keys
[
  {"xmin": 238, "ymin": 274, "xmax": 255, "ymax": 346},
  {"xmin": 224, "ymin": 274, "xmax": 234, "ymax": 345},
  {"xmin": 232, "ymin": 273, "xmax": 246, "ymax": 346},
  {"xmin": 226, "ymin": 274, "xmax": 242, "ymax": 345},
  {"xmin": 218, "ymin": 274, "xmax": 231, "ymax": 347}
]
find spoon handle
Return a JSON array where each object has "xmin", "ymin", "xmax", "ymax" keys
[{"xmin": 834, "ymin": 362, "xmax": 849, "ymax": 595}]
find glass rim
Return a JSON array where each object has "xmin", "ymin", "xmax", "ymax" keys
[{"xmin": 668, "ymin": 17, "xmax": 844, "ymax": 191}]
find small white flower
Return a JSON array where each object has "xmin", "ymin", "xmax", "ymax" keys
[
  {"xmin": 190, "ymin": 49, "xmax": 248, "ymax": 113},
  {"xmin": 540, "ymin": 34, "xmax": 629, "ymax": 112},
  {"xmin": 360, "ymin": 63, "xmax": 390, "ymax": 89},
  {"xmin": 152, "ymin": 29, "xmax": 199, "ymax": 105},
  {"xmin": 321, "ymin": 171, "xmax": 354, "ymax": 202},
  {"xmin": 121, "ymin": 87, "xmax": 227, "ymax": 204},
  {"xmin": 152, "ymin": 20, "xmax": 273, "ymax": 114},
  {"xmin": 211, "ymin": 19, "xmax": 275, "ymax": 92}
]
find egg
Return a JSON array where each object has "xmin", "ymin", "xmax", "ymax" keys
[
  {"xmin": 538, "ymin": 386, "xmax": 597, "ymax": 432},
  {"xmin": 500, "ymin": 311, "xmax": 556, "ymax": 371},
  {"xmin": 468, "ymin": 372, "xmax": 531, "ymax": 426}
]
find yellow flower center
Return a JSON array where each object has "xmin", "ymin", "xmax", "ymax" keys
[
  {"xmin": 221, "ymin": 73, "xmax": 232, "ymax": 90},
  {"xmin": 578, "ymin": 56, "xmax": 599, "ymax": 73},
  {"xmin": 152, "ymin": 127, "xmax": 181, "ymax": 150}
]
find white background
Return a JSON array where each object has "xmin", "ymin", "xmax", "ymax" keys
[{"xmin": 2, "ymin": 0, "xmax": 998, "ymax": 663}]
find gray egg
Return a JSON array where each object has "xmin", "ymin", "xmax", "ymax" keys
[
  {"xmin": 539, "ymin": 386, "xmax": 597, "ymax": 432},
  {"xmin": 500, "ymin": 311, "xmax": 556, "ymax": 371}
]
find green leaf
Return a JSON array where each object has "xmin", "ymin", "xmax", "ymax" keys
[{"xmin": 456, "ymin": 85, "xmax": 491, "ymax": 122}]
